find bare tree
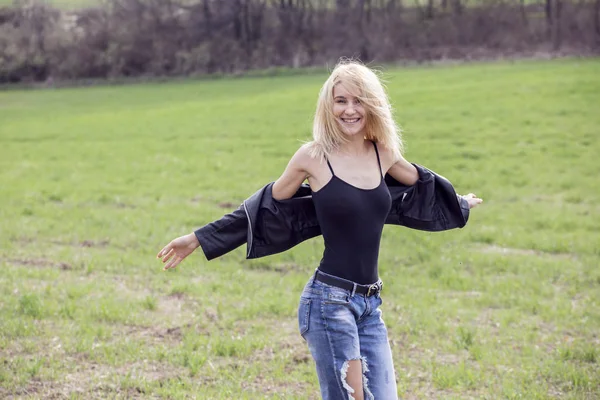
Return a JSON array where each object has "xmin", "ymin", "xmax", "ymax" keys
[
  {"xmin": 594, "ymin": 0, "xmax": 600, "ymax": 44},
  {"xmin": 547, "ymin": 0, "xmax": 562, "ymax": 50},
  {"xmin": 2, "ymin": 0, "xmax": 598, "ymax": 83},
  {"xmin": 545, "ymin": 0, "xmax": 563, "ymax": 49}
]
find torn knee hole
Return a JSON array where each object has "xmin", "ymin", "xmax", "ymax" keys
[{"xmin": 340, "ymin": 358, "xmax": 372, "ymax": 400}]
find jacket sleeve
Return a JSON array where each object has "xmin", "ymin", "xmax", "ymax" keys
[
  {"xmin": 386, "ymin": 164, "xmax": 470, "ymax": 231},
  {"xmin": 193, "ymin": 205, "xmax": 248, "ymax": 260},
  {"xmin": 457, "ymin": 194, "xmax": 470, "ymax": 225}
]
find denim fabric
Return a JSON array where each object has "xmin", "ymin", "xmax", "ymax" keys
[{"xmin": 298, "ymin": 272, "xmax": 398, "ymax": 400}]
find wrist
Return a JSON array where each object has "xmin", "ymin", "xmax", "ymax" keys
[{"xmin": 188, "ymin": 232, "xmax": 200, "ymax": 248}]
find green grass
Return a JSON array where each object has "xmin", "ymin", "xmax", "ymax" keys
[{"xmin": 1, "ymin": 58, "xmax": 599, "ymax": 399}]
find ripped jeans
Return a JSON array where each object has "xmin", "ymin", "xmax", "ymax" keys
[{"xmin": 298, "ymin": 273, "xmax": 398, "ymax": 400}]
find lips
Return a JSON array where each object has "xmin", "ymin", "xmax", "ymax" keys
[{"xmin": 341, "ymin": 118, "xmax": 361, "ymax": 123}]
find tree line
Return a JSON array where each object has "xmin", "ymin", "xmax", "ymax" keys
[{"xmin": 0, "ymin": 0, "xmax": 598, "ymax": 83}]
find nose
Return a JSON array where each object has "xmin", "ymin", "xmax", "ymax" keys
[{"xmin": 344, "ymin": 103, "xmax": 356, "ymax": 115}]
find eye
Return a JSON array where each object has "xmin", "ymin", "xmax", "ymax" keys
[{"xmin": 335, "ymin": 99, "xmax": 346, "ymax": 104}]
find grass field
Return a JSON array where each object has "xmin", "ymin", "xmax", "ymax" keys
[{"xmin": 1, "ymin": 58, "xmax": 599, "ymax": 399}]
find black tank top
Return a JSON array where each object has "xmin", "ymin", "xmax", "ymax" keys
[{"xmin": 312, "ymin": 141, "xmax": 392, "ymax": 285}]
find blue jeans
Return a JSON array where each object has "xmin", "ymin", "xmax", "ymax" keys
[{"xmin": 298, "ymin": 271, "xmax": 398, "ymax": 400}]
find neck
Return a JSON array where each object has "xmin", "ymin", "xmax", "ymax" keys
[{"xmin": 339, "ymin": 135, "xmax": 368, "ymax": 156}]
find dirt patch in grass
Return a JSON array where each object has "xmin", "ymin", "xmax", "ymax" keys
[
  {"xmin": 79, "ymin": 240, "xmax": 110, "ymax": 248},
  {"xmin": 166, "ymin": 291, "xmax": 186, "ymax": 300},
  {"xmin": 123, "ymin": 323, "xmax": 184, "ymax": 343},
  {"xmin": 258, "ymin": 319, "xmax": 308, "ymax": 363},
  {"xmin": 474, "ymin": 308, "xmax": 502, "ymax": 332},
  {"xmin": 20, "ymin": 360, "xmax": 183, "ymax": 399},
  {"xmin": 189, "ymin": 196, "xmax": 239, "ymax": 210},
  {"xmin": 5, "ymin": 257, "xmax": 72, "ymax": 270},
  {"xmin": 119, "ymin": 292, "xmax": 209, "ymax": 343},
  {"xmin": 11, "ymin": 236, "xmax": 120, "ymax": 250},
  {"xmin": 245, "ymin": 261, "xmax": 303, "ymax": 274},
  {"xmin": 392, "ymin": 335, "xmax": 488, "ymax": 400},
  {"xmin": 1, "ymin": 327, "xmax": 184, "ymax": 399},
  {"xmin": 114, "ymin": 202, "xmax": 136, "ymax": 209},
  {"xmin": 123, "ymin": 320, "xmax": 214, "ymax": 344},
  {"xmin": 9, "ymin": 236, "xmax": 38, "ymax": 245},
  {"xmin": 158, "ymin": 293, "xmax": 187, "ymax": 316},
  {"xmin": 48, "ymin": 239, "xmax": 111, "ymax": 248},
  {"xmin": 241, "ymin": 378, "xmax": 319, "ymax": 399},
  {"xmin": 236, "ymin": 319, "xmax": 319, "ymax": 398}
]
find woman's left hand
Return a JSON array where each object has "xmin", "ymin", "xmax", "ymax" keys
[
  {"xmin": 463, "ymin": 193, "xmax": 483, "ymax": 209},
  {"xmin": 157, "ymin": 233, "xmax": 200, "ymax": 270}
]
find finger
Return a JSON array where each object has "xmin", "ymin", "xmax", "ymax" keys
[
  {"xmin": 164, "ymin": 256, "xmax": 181, "ymax": 271},
  {"xmin": 157, "ymin": 243, "xmax": 172, "ymax": 258},
  {"xmin": 161, "ymin": 248, "xmax": 175, "ymax": 263},
  {"xmin": 163, "ymin": 257, "xmax": 176, "ymax": 269},
  {"xmin": 469, "ymin": 198, "xmax": 483, "ymax": 208},
  {"xmin": 163, "ymin": 257, "xmax": 175, "ymax": 270},
  {"xmin": 170, "ymin": 257, "xmax": 183, "ymax": 270}
]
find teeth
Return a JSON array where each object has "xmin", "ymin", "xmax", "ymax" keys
[{"xmin": 342, "ymin": 118, "xmax": 359, "ymax": 123}]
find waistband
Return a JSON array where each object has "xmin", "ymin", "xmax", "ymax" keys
[{"xmin": 313, "ymin": 269, "xmax": 382, "ymax": 297}]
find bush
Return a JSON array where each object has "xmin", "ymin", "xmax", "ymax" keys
[{"xmin": 0, "ymin": 0, "xmax": 597, "ymax": 83}]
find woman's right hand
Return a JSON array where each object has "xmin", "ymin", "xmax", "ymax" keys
[
  {"xmin": 157, "ymin": 233, "xmax": 200, "ymax": 270},
  {"xmin": 462, "ymin": 193, "xmax": 483, "ymax": 209}
]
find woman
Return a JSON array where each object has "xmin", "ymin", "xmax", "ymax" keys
[{"xmin": 157, "ymin": 60, "xmax": 482, "ymax": 399}]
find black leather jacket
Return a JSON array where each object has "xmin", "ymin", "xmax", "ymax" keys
[{"xmin": 194, "ymin": 164, "xmax": 470, "ymax": 260}]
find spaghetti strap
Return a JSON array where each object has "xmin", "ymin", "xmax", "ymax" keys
[
  {"xmin": 372, "ymin": 141, "xmax": 383, "ymax": 177},
  {"xmin": 325, "ymin": 158, "xmax": 335, "ymax": 176}
]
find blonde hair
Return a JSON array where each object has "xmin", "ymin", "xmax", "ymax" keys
[{"xmin": 307, "ymin": 59, "xmax": 403, "ymax": 162}]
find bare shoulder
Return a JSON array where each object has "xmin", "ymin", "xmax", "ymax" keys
[
  {"xmin": 272, "ymin": 143, "xmax": 317, "ymax": 200},
  {"xmin": 292, "ymin": 142, "xmax": 320, "ymax": 170},
  {"xmin": 295, "ymin": 142, "xmax": 313, "ymax": 160}
]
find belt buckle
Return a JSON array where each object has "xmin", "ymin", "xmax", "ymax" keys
[
  {"xmin": 367, "ymin": 283, "xmax": 378, "ymax": 297},
  {"xmin": 367, "ymin": 281, "xmax": 383, "ymax": 296}
]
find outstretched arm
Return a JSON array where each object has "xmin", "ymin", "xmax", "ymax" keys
[
  {"xmin": 272, "ymin": 145, "xmax": 311, "ymax": 201},
  {"xmin": 378, "ymin": 144, "xmax": 483, "ymax": 209},
  {"xmin": 157, "ymin": 145, "xmax": 311, "ymax": 270},
  {"xmin": 386, "ymin": 155, "xmax": 419, "ymax": 186}
]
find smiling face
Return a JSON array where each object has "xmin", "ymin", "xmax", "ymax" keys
[
  {"xmin": 332, "ymin": 83, "xmax": 367, "ymax": 138},
  {"xmin": 311, "ymin": 61, "xmax": 403, "ymax": 162}
]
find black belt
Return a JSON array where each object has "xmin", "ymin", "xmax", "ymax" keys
[{"xmin": 314, "ymin": 270, "xmax": 383, "ymax": 297}]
